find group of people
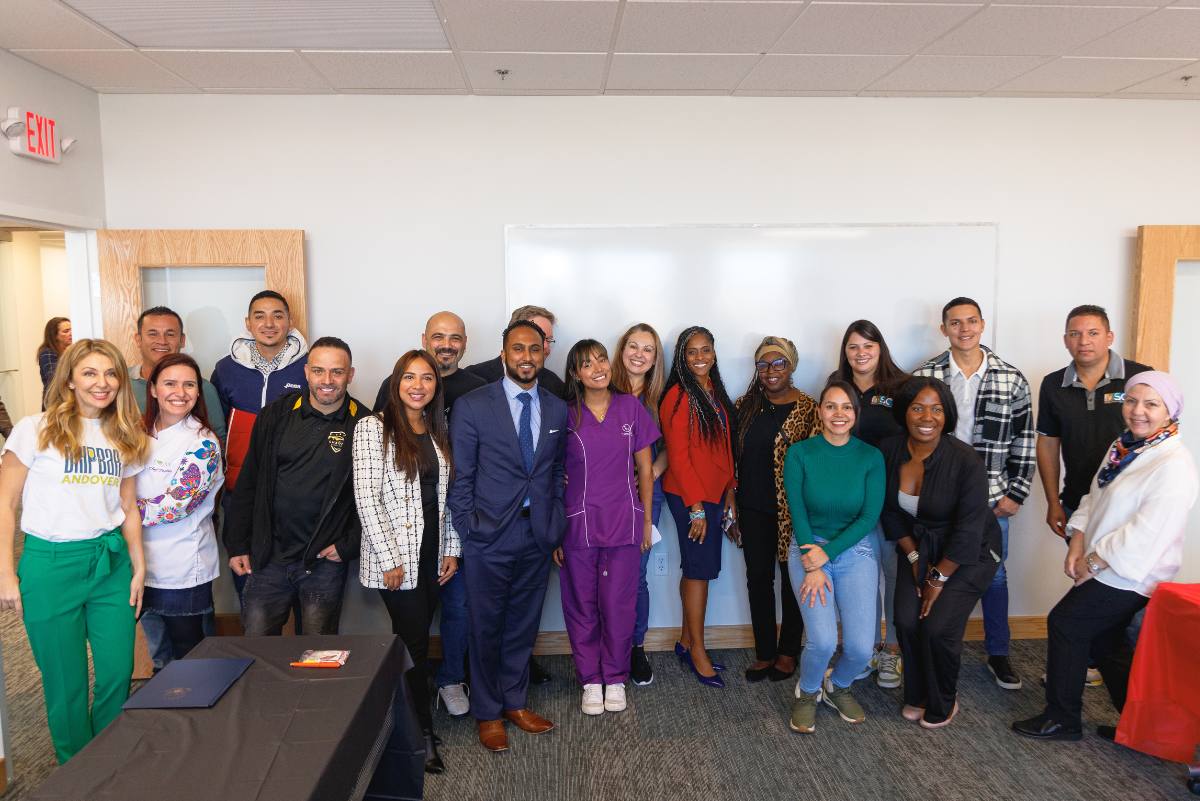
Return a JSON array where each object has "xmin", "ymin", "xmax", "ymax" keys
[{"xmin": 0, "ymin": 293, "xmax": 1194, "ymax": 776}]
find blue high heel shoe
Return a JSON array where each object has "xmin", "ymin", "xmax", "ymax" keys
[
  {"xmin": 675, "ymin": 641, "xmax": 726, "ymax": 671},
  {"xmin": 689, "ymin": 657, "xmax": 725, "ymax": 688}
]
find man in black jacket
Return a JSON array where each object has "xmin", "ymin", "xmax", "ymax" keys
[
  {"xmin": 225, "ymin": 336, "xmax": 368, "ymax": 636},
  {"xmin": 465, "ymin": 304, "xmax": 566, "ymax": 399}
]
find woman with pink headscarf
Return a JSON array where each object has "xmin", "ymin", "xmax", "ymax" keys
[{"xmin": 1013, "ymin": 371, "xmax": 1198, "ymax": 743}]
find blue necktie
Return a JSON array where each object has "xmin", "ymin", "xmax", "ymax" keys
[{"xmin": 517, "ymin": 392, "xmax": 534, "ymax": 473}]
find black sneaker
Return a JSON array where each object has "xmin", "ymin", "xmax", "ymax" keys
[
  {"xmin": 631, "ymin": 645, "xmax": 654, "ymax": 686},
  {"xmin": 987, "ymin": 655, "xmax": 1023, "ymax": 690},
  {"xmin": 529, "ymin": 657, "xmax": 552, "ymax": 685}
]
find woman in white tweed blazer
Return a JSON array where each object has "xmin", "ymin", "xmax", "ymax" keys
[{"xmin": 352, "ymin": 349, "xmax": 461, "ymax": 775}]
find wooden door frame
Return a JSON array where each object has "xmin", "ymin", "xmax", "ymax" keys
[
  {"xmin": 97, "ymin": 230, "xmax": 307, "ymax": 365},
  {"xmin": 1131, "ymin": 225, "xmax": 1200, "ymax": 369}
]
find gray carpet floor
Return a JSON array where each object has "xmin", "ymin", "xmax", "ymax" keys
[{"xmin": 3, "ymin": 616, "xmax": 1193, "ymax": 801}]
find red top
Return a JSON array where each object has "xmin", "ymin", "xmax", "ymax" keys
[{"xmin": 659, "ymin": 384, "xmax": 735, "ymax": 507}]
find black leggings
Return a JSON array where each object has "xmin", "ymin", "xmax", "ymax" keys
[
  {"xmin": 377, "ymin": 554, "xmax": 440, "ymax": 733},
  {"xmin": 162, "ymin": 614, "xmax": 206, "ymax": 661}
]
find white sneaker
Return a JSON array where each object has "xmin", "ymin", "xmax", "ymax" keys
[
  {"xmin": 876, "ymin": 651, "xmax": 902, "ymax": 689},
  {"xmin": 582, "ymin": 683, "xmax": 605, "ymax": 715},
  {"xmin": 604, "ymin": 683, "xmax": 627, "ymax": 712},
  {"xmin": 1086, "ymin": 667, "xmax": 1104, "ymax": 687},
  {"xmin": 437, "ymin": 683, "xmax": 470, "ymax": 717}
]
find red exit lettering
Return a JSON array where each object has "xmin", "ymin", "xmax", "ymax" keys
[{"xmin": 25, "ymin": 111, "xmax": 56, "ymax": 159}]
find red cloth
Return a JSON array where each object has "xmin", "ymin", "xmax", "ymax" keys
[
  {"xmin": 1116, "ymin": 582, "xmax": 1200, "ymax": 763},
  {"xmin": 659, "ymin": 385, "xmax": 735, "ymax": 507}
]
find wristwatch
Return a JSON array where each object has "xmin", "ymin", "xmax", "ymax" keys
[
  {"xmin": 927, "ymin": 566, "xmax": 950, "ymax": 585},
  {"xmin": 1085, "ymin": 553, "xmax": 1102, "ymax": 575}
]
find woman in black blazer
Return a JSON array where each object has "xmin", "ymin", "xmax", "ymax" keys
[{"xmin": 879, "ymin": 377, "xmax": 1001, "ymax": 729}]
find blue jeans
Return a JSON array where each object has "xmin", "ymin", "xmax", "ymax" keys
[
  {"xmin": 982, "ymin": 513, "xmax": 1010, "ymax": 656},
  {"xmin": 789, "ymin": 537, "xmax": 880, "ymax": 694},
  {"xmin": 141, "ymin": 610, "xmax": 217, "ymax": 671},
  {"xmin": 872, "ymin": 524, "xmax": 899, "ymax": 648},
  {"xmin": 434, "ymin": 560, "xmax": 469, "ymax": 687},
  {"xmin": 633, "ymin": 493, "xmax": 664, "ymax": 646},
  {"xmin": 241, "ymin": 558, "xmax": 347, "ymax": 636}
]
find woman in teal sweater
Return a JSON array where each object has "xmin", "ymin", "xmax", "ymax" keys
[{"xmin": 783, "ymin": 380, "xmax": 885, "ymax": 733}]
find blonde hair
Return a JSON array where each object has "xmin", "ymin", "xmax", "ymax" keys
[
  {"xmin": 39, "ymin": 339, "xmax": 149, "ymax": 465},
  {"xmin": 508, "ymin": 305, "xmax": 556, "ymax": 326},
  {"xmin": 610, "ymin": 323, "xmax": 666, "ymax": 424}
]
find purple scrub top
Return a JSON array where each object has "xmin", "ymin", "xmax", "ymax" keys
[{"xmin": 564, "ymin": 392, "xmax": 661, "ymax": 549}]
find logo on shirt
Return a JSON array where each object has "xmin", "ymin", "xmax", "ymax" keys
[
  {"xmin": 871, "ymin": 395, "xmax": 894, "ymax": 408},
  {"xmin": 328, "ymin": 431, "xmax": 346, "ymax": 453},
  {"xmin": 284, "ymin": 383, "xmax": 301, "ymax": 390},
  {"xmin": 62, "ymin": 446, "xmax": 122, "ymax": 486},
  {"xmin": 1104, "ymin": 392, "xmax": 1125, "ymax": 405},
  {"xmin": 621, "ymin": 423, "xmax": 634, "ymax": 438}
]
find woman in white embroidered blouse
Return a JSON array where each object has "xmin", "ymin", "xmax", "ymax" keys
[
  {"xmin": 137, "ymin": 354, "xmax": 224, "ymax": 662},
  {"xmin": 352, "ymin": 349, "xmax": 460, "ymax": 775},
  {"xmin": 1013, "ymin": 371, "xmax": 1198, "ymax": 743}
]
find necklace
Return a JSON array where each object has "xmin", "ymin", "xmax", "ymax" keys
[{"xmin": 586, "ymin": 393, "xmax": 612, "ymax": 423}]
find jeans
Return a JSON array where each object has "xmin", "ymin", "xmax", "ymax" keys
[
  {"xmin": 788, "ymin": 537, "xmax": 879, "ymax": 694},
  {"xmin": 434, "ymin": 560, "xmax": 469, "ymax": 687},
  {"xmin": 872, "ymin": 524, "xmax": 899, "ymax": 648},
  {"xmin": 142, "ymin": 612, "xmax": 217, "ymax": 671},
  {"xmin": 633, "ymin": 493, "xmax": 663, "ymax": 647},
  {"xmin": 241, "ymin": 558, "xmax": 347, "ymax": 636},
  {"xmin": 982, "ymin": 513, "xmax": 1010, "ymax": 657}
]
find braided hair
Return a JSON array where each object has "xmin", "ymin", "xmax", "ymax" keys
[{"xmin": 664, "ymin": 326, "xmax": 734, "ymax": 445}]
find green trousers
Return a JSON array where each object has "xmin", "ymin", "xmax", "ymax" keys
[{"xmin": 19, "ymin": 529, "xmax": 135, "ymax": 763}]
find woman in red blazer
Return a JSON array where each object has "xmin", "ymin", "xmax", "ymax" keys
[{"xmin": 660, "ymin": 325, "xmax": 737, "ymax": 689}]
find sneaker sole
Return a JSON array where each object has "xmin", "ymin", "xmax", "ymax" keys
[
  {"xmin": 822, "ymin": 695, "xmax": 865, "ymax": 724},
  {"xmin": 788, "ymin": 721, "xmax": 816, "ymax": 733},
  {"xmin": 987, "ymin": 664, "xmax": 1023, "ymax": 691},
  {"xmin": 631, "ymin": 675, "xmax": 654, "ymax": 687},
  {"xmin": 876, "ymin": 675, "xmax": 901, "ymax": 689},
  {"xmin": 604, "ymin": 703, "xmax": 627, "ymax": 712},
  {"xmin": 582, "ymin": 705, "xmax": 605, "ymax": 716}
]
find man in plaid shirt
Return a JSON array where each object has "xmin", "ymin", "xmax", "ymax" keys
[{"xmin": 914, "ymin": 297, "xmax": 1036, "ymax": 692}]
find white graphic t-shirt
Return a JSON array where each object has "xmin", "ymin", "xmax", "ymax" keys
[{"xmin": 2, "ymin": 414, "xmax": 142, "ymax": 542}]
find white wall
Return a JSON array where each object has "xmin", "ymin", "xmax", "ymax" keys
[
  {"xmin": 0, "ymin": 49, "xmax": 105, "ymax": 229},
  {"xmin": 98, "ymin": 94, "xmax": 1200, "ymax": 631}
]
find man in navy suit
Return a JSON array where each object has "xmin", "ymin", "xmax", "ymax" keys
[{"xmin": 448, "ymin": 320, "xmax": 568, "ymax": 753}]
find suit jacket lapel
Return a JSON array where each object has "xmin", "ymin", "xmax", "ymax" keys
[
  {"xmin": 489, "ymin": 382, "xmax": 526, "ymax": 467},
  {"xmin": 531, "ymin": 386, "xmax": 556, "ymax": 465}
]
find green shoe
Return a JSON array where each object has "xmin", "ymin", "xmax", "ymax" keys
[
  {"xmin": 823, "ymin": 677, "xmax": 866, "ymax": 724},
  {"xmin": 789, "ymin": 690, "xmax": 820, "ymax": 733}
]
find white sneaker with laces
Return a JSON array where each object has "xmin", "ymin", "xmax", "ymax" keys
[
  {"xmin": 876, "ymin": 651, "xmax": 902, "ymax": 689},
  {"xmin": 604, "ymin": 683, "xmax": 627, "ymax": 712},
  {"xmin": 437, "ymin": 683, "xmax": 470, "ymax": 717},
  {"xmin": 582, "ymin": 683, "xmax": 605, "ymax": 715}
]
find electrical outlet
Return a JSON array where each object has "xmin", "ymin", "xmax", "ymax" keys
[{"xmin": 653, "ymin": 553, "xmax": 668, "ymax": 576}]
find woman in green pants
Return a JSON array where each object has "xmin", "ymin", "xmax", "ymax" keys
[{"xmin": 0, "ymin": 338, "xmax": 149, "ymax": 763}]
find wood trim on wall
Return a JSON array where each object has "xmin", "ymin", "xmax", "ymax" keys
[
  {"xmin": 1131, "ymin": 225, "xmax": 1200, "ymax": 369},
  {"xmin": 97, "ymin": 229, "xmax": 307, "ymax": 366}
]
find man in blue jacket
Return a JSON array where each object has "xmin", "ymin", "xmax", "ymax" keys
[{"xmin": 449, "ymin": 321, "xmax": 567, "ymax": 753}]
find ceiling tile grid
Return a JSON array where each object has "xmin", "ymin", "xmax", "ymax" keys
[{"xmin": 0, "ymin": 0, "xmax": 1196, "ymax": 99}]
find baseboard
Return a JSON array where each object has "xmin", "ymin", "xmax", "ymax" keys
[{"xmin": 210, "ymin": 613, "xmax": 1047, "ymax": 657}]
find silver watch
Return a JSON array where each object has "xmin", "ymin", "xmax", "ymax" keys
[{"xmin": 1086, "ymin": 553, "xmax": 1102, "ymax": 575}]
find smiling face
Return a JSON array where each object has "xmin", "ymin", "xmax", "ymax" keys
[
  {"xmin": 684, "ymin": 332, "xmax": 715, "ymax": 381},
  {"xmin": 305, "ymin": 346, "xmax": 354, "ymax": 411},
  {"xmin": 905, "ymin": 386, "xmax": 946, "ymax": 445},
  {"xmin": 577, "ymin": 348, "xmax": 611, "ymax": 392},
  {"xmin": 819, "ymin": 385, "xmax": 856, "ymax": 440},
  {"xmin": 136, "ymin": 313, "xmax": 185, "ymax": 371},
  {"xmin": 245, "ymin": 296, "xmax": 290, "ymax": 351},
  {"xmin": 70, "ymin": 352, "xmax": 119, "ymax": 418},
  {"xmin": 55, "ymin": 320, "xmax": 73, "ymax": 351},
  {"xmin": 502, "ymin": 325, "xmax": 545, "ymax": 388},
  {"xmin": 940, "ymin": 304, "xmax": 985, "ymax": 356},
  {"xmin": 1064, "ymin": 314, "xmax": 1114, "ymax": 371},
  {"xmin": 1123, "ymin": 383, "xmax": 1171, "ymax": 440},
  {"xmin": 844, "ymin": 332, "xmax": 879, "ymax": 379},
  {"xmin": 622, "ymin": 331, "xmax": 657, "ymax": 378},
  {"xmin": 755, "ymin": 349, "xmax": 793, "ymax": 395},
  {"xmin": 151, "ymin": 363, "xmax": 200, "ymax": 427},
  {"xmin": 421, "ymin": 312, "xmax": 467, "ymax": 375},
  {"xmin": 396, "ymin": 355, "xmax": 438, "ymax": 415}
]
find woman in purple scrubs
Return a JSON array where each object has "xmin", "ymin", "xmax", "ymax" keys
[{"xmin": 554, "ymin": 339, "xmax": 660, "ymax": 717}]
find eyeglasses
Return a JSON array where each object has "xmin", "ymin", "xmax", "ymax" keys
[
  {"xmin": 545, "ymin": 338, "xmax": 556, "ymax": 346},
  {"xmin": 755, "ymin": 357, "xmax": 789, "ymax": 372}
]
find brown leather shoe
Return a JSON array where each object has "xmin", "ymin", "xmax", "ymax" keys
[
  {"xmin": 477, "ymin": 719, "xmax": 509, "ymax": 752},
  {"xmin": 502, "ymin": 708, "xmax": 555, "ymax": 734}
]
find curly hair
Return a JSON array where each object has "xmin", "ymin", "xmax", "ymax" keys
[{"xmin": 664, "ymin": 326, "xmax": 733, "ymax": 445}]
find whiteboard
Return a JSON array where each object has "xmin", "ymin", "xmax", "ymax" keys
[{"xmin": 506, "ymin": 223, "xmax": 998, "ymax": 633}]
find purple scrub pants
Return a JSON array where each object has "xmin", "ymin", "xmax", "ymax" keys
[{"xmin": 560, "ymin": 544, "xmax": 641, "ymax": 685}]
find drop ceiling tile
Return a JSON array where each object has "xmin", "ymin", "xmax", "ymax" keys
[
  {"xmin": 60, "ymin": 0, "xmax": 448, "ymax": 49},
  {"xmin": 608, "ymin": 88, "xmax": 736, "ymax": 95},
  {"xmin": 460, "ymin": 51, "xmax": 608, "ymax": 91},
  {"xmin": 1113, "ymin": 90, "xmax": 1200, "ymax": 97},
  {"xmin": 302, "ymin": 51, "xmax": 465, "ymax": 90},
  {"xmin": 438, "ymin": 0, "xmax": 619, "ymax": 52},
  {"xmin": 607, "ymin": 53, "xmax": 760, "ymax": 90},
  {"xmin": 739, "ymin": 53, "xmax": 908, "ymax": 90},
  {"xmin": 10, "ymin": 49, "xmax": 196, "ymax": 90},
  {"xmin": 616, "ymin": 1, "xmax": 805, "ymax": 53},
  {"xmin": 1118, "ymin": 58, "xmax": 1200, "ymax": 90},
  {"xmin": 0, "ymin": 0, "xmax": 129, "ymax": 49},
  {"xmin": 1173, "ymin": 0, "xmax": 1200, "ymax": 6},
  {"xmin": 143, "ymin": 50, "xmax": 331, "ymax": 90},
  {"xmin": 773, "ymin": 3, "xmax": 982, "ymax": 55},
  {"xmin": 869, "ymin": 54, "xmax": 1052, "ymax": 90},
  {"xmin": 733, "ymin": 89, "xmax": 857, "ymax": 95},
  {"xmin": 923, "ymin": 5, "xmax": 1154, "ymax": 56},
  {"xmin": 1003, "ymin": 0, "xmax": 1162, "ymax": 5},
  {"xmin": 1073, "ymin": 8, "xmax": 1200, "ymax": 58},
  {"xmin": 992, "ymin": 56, "xmax": 1191, "ymax": 92}
]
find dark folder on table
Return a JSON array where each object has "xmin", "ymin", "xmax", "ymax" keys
[{"xmin": 123, "ymin": 658, "xmax": 254, "ymax": 710}]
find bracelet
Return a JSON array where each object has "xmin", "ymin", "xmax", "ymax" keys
[
  {"xmin": 689, "ymin": 509, "xmax": 705, "ymax": 522},
  {"xmin": 925, "ymin": 577, "xmax": 946, "ymax": 589},
  {"xmin": 906, "ymin": 550, "xmax": 919, "ymax": 564}
]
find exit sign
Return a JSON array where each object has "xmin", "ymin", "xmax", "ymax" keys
[{"xmin": 6, "ymin": 107, "xmax": 63, "ymax": 163}]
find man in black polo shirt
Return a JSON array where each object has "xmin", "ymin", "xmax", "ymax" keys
[
  {"xmin": 226, "ymin": 336, "xmax": 368, "ymax": 636},
  {"xmin": 374, "ymin": 310, "xmax": 486, "ymax": 417},
  {"xmin": 1037, "ymin": 304, "xmax": 1151, "ymax": 534}
]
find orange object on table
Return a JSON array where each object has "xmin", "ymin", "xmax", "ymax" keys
[{"xmin": 1117, "ymin": 582, "xmax": 1200, "ymax": 763}]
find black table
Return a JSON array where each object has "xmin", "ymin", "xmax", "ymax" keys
[{"xmin": 30, "ymin": 635, "xmax": 424, "ymax": 801}]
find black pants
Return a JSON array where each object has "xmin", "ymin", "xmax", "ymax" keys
[
  {"xmin": 1044, "ymin": 579, "xmax": 1147, "ymax": 729},
  {"xmin": 893, "ymin": 553, "xmax": 996, "ymax": 722},
  {"xmin": 378, "ymin": 549, "xmax": 441, "ymax": 733},
  {"xmin": 162, "ymin": 614, "xmax": 205, "ymax": 660},
  {"xmin": 739, "ymin": 506, "xmax": 803, "ymax": 661}
]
